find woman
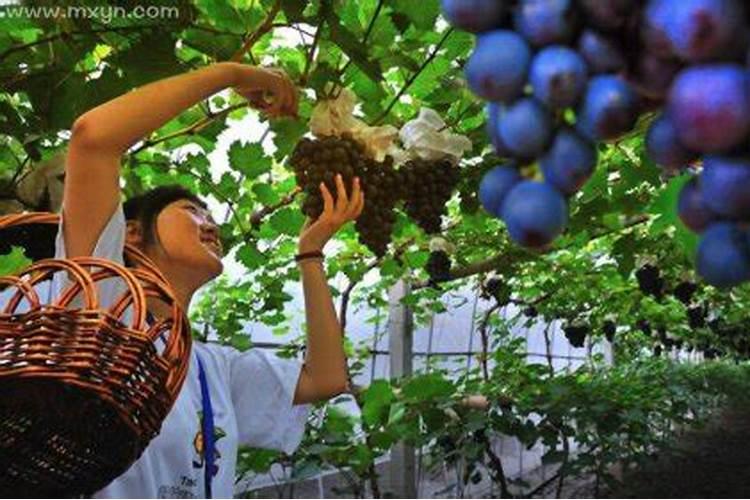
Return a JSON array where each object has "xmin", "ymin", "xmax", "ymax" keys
[{"xmin": 60, "ymin": 61, "xmax": 364, "ymax": 497}]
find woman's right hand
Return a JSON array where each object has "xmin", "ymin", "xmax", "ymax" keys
[{"xmin": 230, "ymin": 65, "xmax": 299, "ymax": 119}]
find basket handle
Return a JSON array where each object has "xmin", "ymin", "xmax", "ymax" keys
[
  {"xmin": 0, "ymin": 275, "xmax": 42, "ymax": 314},
  {"xmin": 60, "ymin": 257, "xmax": 148, "ymax": 331},
  {"xmin": 2, "ymin": 258, "xmax": 98, "ymax": 313}
]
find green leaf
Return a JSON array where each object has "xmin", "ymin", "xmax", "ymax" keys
[
  {"xmin": 324, "ymin": 10, "xmax": 383, "ymax": 83},
  {"xmin": 401, "ymin": 373, "xmax": 455, "ymax": 401},
  {"xmin": 647, "ymin": 174, "xmax": 691, "ymax": 234},
  {"xmin": 612, "ymin": 233, "xmax": 637, "ymax": 278},
  {"xmin": 362, "ymin": 380, "xmax": 395, "ymax": 427},
  {"xmin": 237, "ymin": 242, "xmax": 267, "ymax": 269},
  {"xmin": 252, "ymin": 183, "xmax": 280, "ymax": 205},
  {"xmin": 271, "ymin": 118, "xmax": 308, "ymax": 161},
  {"xmin": 228, "ymin": 142, "xmax": 272, "ymax": 178},
  {"xmin": 393, "ymin": 0, "xmax": 440, "ymax": 30},
  {"xmin": 0, "ymin": 247, "xmax": 31, "ymax": 276},
  {"xmin": 269, "ymin": 207, "xmax": 305, "ymax": 236},
  {"xmin": 230, "ymin": 333, "xmax": 252, "ymax": 351}
]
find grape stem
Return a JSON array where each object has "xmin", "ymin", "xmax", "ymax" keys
[
  {"xmin": 413, "ymin": 215, "xmax": 651, "ymax": 289},
  {"xmin": 250, "ymin": 186, "xmax": 303, "ymax": 228}
]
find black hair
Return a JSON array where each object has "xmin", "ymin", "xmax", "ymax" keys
[{"xmin": 123, "ymin": 184, "xmax": 207, "ymax": 248}]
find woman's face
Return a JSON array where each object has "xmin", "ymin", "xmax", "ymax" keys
[{"xmin": 150, "ymin": 199, "xmax": 224, "ymax": 282}]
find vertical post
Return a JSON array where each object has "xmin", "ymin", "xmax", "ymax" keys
[{"xmin": 387, "ymin": 279, "xmax": 416, "ymax": 498}]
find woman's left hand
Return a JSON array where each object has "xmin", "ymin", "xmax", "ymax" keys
[{"xmin": 299, "ymin": 174, "xmax": 365, "ymax": 253}]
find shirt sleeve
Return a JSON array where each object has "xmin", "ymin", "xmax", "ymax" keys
[
  {"xmin": 220, "ymin": 345, "xmax": 311, "ymax": 454},
  {"xmin": 49, "ymin": 203, "xmax": 128, "ymax": 312}
]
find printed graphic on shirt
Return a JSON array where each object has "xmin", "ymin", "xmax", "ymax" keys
[{"xmin": 192, "ymin": 410, "xmax": 226, "ymax": 477}]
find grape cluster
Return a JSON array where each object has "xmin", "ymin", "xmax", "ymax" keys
[
  {"xmin": 289, "ymin": 135, "xmax": 400, "ymax": 257},
  {"xmin": 289, "ymin": 136, "xmax": 460, "ymax": 258},
  {"xmin": 635, "ymin": 264, "xmax": 665, "ymax": 300},
  {"xmin": 402, "ymin": 158, "xmax": 461, "ymax": 234},
  {"xmin": 603, "ymin": 320, "xmax": 616, "ymax": 342},
  {"xmin": 563, "ymin": 323, "xmax": 589, "ymax": 348},
  {"xmin": 425, "ymin": 250, "xmax": 453, "ymax": 287},
  {"xmin": 443, "ymin": 0, "xmax": 750, "ymax": 288}
]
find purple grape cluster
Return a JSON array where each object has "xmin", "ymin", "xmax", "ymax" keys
[{"xmin": 444, "ymin": 0, "xmax": 750, "ymax": 288}]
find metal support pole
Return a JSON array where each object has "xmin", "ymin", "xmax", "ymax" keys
[{"xmin": 387, "ymin": 279, "xmax": 416, "ymax": 498}]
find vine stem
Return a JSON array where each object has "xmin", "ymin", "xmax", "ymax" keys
[
  {"xmin": 478, "ymin": 301, "xmax": 502, "ymax": 382},
  {"xmin": 373, "ymin": 28, "xmax": 454, "ymax": 125},
  {"xmin": 480, "ymin": 431, "xmax": 512, "ymax": 498},
  {"xmin": 413, "ymin": 214, "xmax": 651, "ymax": 289},
  {"xmin": 336, "ymin": 0, "xmax": 385, "ymax": 79},
  {"xmin": 249, "ymin": 187, "xmax": 303, "ymax": 228},
  {"xmin": 229, "ymin": 0, "xmax": 282, "ymax": 62}
]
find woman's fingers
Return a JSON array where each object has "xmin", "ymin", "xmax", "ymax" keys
[
  {"xmin": 353, "ymin": 191, "xmax": 365, "ymax": 219},
  {"xmin": 346, "ymin": 178, "xmax": 363, "ymax": 219},
  {"xmin": 269, "ymin": 69, "xmax": 296, "ymax": 116},
  {"xmin": 320, "ymin": 182, "xmax": 334, "ymax": 218},
  {"xmin": 334, "ymin": 174, "xmax": 349, "ymax": 216}
]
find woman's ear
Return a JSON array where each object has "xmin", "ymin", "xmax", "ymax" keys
[{"xmin": 125, "ymin": 220, "xmax": 144, "ymax": 247}]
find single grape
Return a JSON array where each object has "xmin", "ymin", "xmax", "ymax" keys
[
  {"xmin": 501, "ymin": 180, "xmax": 568, "ymax": 248},
  {"xmin": 701, "ymin": 155, "xmax": 750, "ymax": 220},
  {"xmin": 576, "ymin": 75, "xmax": 639, "ymax": 142},
  {"xmin": 668, "ymin": 64, "xmax": 750, "ymax": 153},
  {"xmin": 498, "ymin": 97, "xmax": 553, "ymax": 158},
  {"xmin": 529, "ymin": 45, "xmax": 588, "ymax": 109},
  {"xmin": 479, "ymin": 164, "xmax": 522, "ymax": 217},
  {"xmin": 578, "ymin": 29, "xmax": 627, "ymax": 74},
  {"xmin": 540, "ymin": 128, "xmax": 598, "ymax": 196},
  {"xmin": 514, "ymin": 0, "xmax": 577, "ymax": 47},
  {"xmin": 696, "ymin": 222, "xmax": 750, "ymax": 288},
  {"xmin": 643, "ymin": 0, "xmax": 746, "ymax": 63},
  {"xmin": 677, "ymin": 177, "xmax": 717, "ymax": 233},
  {"xmin": 465, "ymin": 30, "xmax": 532, "ymax": 102},
  {"xmin": 645, "ymin": 114, "xmax": 696, "ymax": 171},
  {"xmin": 441, "ymin": 0, "xmax": 507, "ymax": 33}
]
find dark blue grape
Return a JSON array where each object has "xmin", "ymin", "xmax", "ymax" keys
[
  {"xmin": 529, "ymin": 45, "xmax": 588, "ymax": 109},
  {"xmin": 627, "ymin": 53, "xmax": 682, "ymax": 100},
  {"xmin": 441, "ymin": 0, "xmax": 507, "ymax": 33},
  {"xmin": 668, "ymin": 64, "xmax": 750, "ymax": 153},
  {"xmin": 498, "ymin": 98, "xmax": 553, "ymax": 159},
  {"xmin": 501, "ymin": 181, "xmax": 568, "ymax": 247},
  {"xmin": 678, "ymin": 177, "xmax": 717, "ymax": 233},
  {"xmin": 465, "ymin": 30, "xmax": 532, "ymax": 102},
  {"xmin": 643, "ymin": 0, "xmax": 746, "ymax": 63},
  {"xmin": 645, "ymin": 114, "xmax": 696, "ymax": 171},
  {"xmin": 513, "ymin": 0, "xmax": 577, "ymax": 47},
  {"xmin": 576, "ymin": 75, "xmax": 639, "ymax": 142},
  {"xmin": 696, "ymin": 222, "xmax": 750, "ymax": 288},
  {"xmin": 540, "ymin": 128, "xmax": 598, "ymax": 196},
  {"xmin": 578, "ymin": 29, "xmax": 627, "ymax": 74},
  {"xmin": 701, "ymin": 155, "xmax": 750, "ymax": 220},
  {"xmin": 579, "ymin": 0, "xmax": 637, "ymax": 32},
  {"xmin": 486, "ymin": 103, "xmax": 511, "ymax": 156},
  {"xmin": 479, "ymin": 164, "xmax": 522, "ymax": 216}
]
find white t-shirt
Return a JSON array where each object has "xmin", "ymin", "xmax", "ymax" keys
[{"xmin": 46, "ymin": 203, "xmax": 311, "ymax": 498}]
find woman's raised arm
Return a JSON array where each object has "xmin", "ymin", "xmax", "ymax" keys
[{"xmin": 63, "ymin": 63, "xmax": 297, "ymax": 259}]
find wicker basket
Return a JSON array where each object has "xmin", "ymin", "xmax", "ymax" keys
[{"xmin": 0, "ymin": 213, "xmax": 192, "ymax": 497}]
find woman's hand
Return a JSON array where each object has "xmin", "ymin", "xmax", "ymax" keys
[
  {"xmin": 231, "ymin": 65, "xmax": 298, "ymax": 118},
  {"xmin": 299, "ymin": 174, "xmax": 365, "ymax": 253}
]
